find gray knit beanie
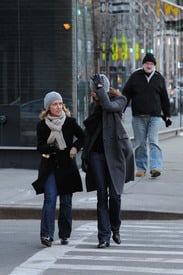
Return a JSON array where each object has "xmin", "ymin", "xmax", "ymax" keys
[
  {"xmin": 90, "ymin": 74, "xmax": 110, "ymax": 93},
  {"xmin": 44, "ymin": 91, "xmax": 63, "ymax": 110}
]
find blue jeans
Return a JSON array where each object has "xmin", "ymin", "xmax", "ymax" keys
[
  {"xmin": 40, "ymin": 173, "xmax": 72, "ymax": 240},
  {"xmin": 132, "ymin": 116, "xmax": 163, "ymax": 172},
  {"xmin": 90, "ymin": 152, "xmax": 121, "ymax": 243}
]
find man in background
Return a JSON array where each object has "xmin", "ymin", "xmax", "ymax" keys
[{"xmin": 122, "ymin": 53, "xmax": 171, "ymax": 178}]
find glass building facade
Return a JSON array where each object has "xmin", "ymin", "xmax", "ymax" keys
[
  {"xmin": 0, "ymin": 0, "xmax": 182, "ymax": 167},
  {"xmin": 0, "ymin": 0, "xmax": 95, "ymax": 147},
  {"xmin": 76, "ymin": 0, "xmax": 95, "ymax": 126}
]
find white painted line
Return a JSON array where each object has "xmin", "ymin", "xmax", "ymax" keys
[
  {"xmin": 41, "ymin": 263, "xmax": 183, "ymax": 274},
  {"xmin": 9, "ymin": 228, "xmax": 93, "ymax": 275},
  {"xmin": 9, "ymin": 221, "xmax": 183, "ymax": 275}
]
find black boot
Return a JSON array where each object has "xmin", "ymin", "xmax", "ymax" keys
[{"xmin": 112, "ymin": 232, "xmax": 121, "ymax": 244}]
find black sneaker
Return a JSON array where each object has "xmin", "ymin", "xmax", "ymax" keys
[
  {"xmin": 60, "ymin": 238, "xmax": 69, "ymax": 245},
  {"xmin": 41, "ymin": 236, "xmax": 52, "ymax": 247}
]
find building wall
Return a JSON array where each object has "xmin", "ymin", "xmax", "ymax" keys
[
  {"xmin": 0, "ymin": 0, "xmax": 182, "ymax": 168},
  {"xmin": 0, "ymin": 0, "xmax": 94, "ymax": 168},
  {"xmin": 0, "ymin": 0, "xmax": 73, "ymax": 147}
]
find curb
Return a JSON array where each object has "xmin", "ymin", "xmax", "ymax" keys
[{"xmin": 1, "ymin": 207, "xmax": 183, "ymax": 220}]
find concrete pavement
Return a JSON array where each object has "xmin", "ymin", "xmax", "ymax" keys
[{"xmin": 0, "ymin": 133, "xmax": 183, "ymax": 220}]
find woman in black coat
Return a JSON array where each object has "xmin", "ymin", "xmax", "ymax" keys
[
  {"xmin": 32, "ymin": 91, "xmax": 84, "ymax": 247},
  {"xmin": 82, "ymin": 74, "xmax": 134, "ymax": 248}
]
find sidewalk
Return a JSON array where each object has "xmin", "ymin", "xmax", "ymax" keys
[{"xmin": 0, "ymin": 134, "xmax": 183, "ymax": 220}]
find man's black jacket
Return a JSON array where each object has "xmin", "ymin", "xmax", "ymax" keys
[{"xmin": 122, "ymin": 68, "xmax": 170, "ymax": 118}]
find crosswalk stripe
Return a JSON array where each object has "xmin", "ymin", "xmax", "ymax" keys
[
  {"xmin": 9, "ymin": 220, "xmax": 183, "ymax": 275},
  {"xmin": 71, "ymin": 246, "xmax": 183, "ymax": 255},
  {"xmin": 44, "ymin": 264, "xmax": 183, "ymax": 274},
  {"xmin": 54, "ymin": 254, "xmax": 183, "ymax": 263}
]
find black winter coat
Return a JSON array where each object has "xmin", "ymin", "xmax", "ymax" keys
[
  {"xmin": 122, "ymin": 69, "xmax": 170, "ymax": 117},
  {"xmin": 32, "ymin": 117, "xmax": 84, "ymax": 195}
]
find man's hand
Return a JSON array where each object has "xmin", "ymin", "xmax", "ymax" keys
[
  {"xmin": 161, "ymin": 115, "xmax": 172, "ymax": 127},
  {"xmin": 165, "ymin": 117, "xmax": 172, "ymax": 127}
]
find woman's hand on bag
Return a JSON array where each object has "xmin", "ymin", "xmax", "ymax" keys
[{"xmin": 70, "ymin": 147, "xmax": 77, "ymax": 159}]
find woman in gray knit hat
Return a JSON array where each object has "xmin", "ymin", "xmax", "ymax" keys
[
  {"xmin": 82, "ymin": 74, "xmax": 134, "ymax": 248},
  {"xmin": 32, "ymin": 91, "xmax": 84, "ymax": 247}
]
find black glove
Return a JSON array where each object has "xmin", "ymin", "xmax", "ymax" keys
[
  {"xmin": 91, "ymin": 73, "xmax": 104, "ymax": 89},
  {"xmin": 161, "ymin": 115, "xmax": 172, "ymax": 127},
  {"xmin": 165, "ymin": 118, "xmax": 172, "ymax": 127}
]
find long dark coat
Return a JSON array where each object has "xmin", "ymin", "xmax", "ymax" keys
[
  {"xmin": 82, "ymin": 89, "xmax": 135, "ymax": 195},
  {"xmin": 32, "ymin": 116, "xmax": 84, "ymax": 195}
]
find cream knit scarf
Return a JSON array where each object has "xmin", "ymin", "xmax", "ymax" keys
[{"xmin": 45, "ymin": 112, "xmax": 67, "ymax": 150}]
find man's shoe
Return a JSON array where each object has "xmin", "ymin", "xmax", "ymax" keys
[
  {"xmin": 112, "ymin": 232, "xmax": 121, "ymax": 244},
  {"xmin": 136, "ymin": 171, "xmax": 146, "ymax": 177},
  {"xmin": 150, "ymin": 169, "xmax": 161, "ymax": 178},
  {"xmin": 61, "ymin": 238, "xmax": 69, "ymax": 245},
  {"xmin": 41, "ymin": 236, "xmax": 52, "ymax": 247},
  {"xmin": 97, "ymin": 242, "xmax": 110, "ymax": 248}
]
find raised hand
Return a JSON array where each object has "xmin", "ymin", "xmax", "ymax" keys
[{"xmin": 91, "ymin": 73, "xmax": 104, "ymax": 89}]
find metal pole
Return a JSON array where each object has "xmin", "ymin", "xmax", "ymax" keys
[{"xmin": 180, "ymin": 89, "xmax": 182, "ymax": 128}]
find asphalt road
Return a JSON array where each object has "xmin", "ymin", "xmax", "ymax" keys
[{"xmin": 1, "ymin": 219, "xmax": 183, "ymax": 275}]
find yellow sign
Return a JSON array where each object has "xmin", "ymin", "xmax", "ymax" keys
[
  {"xmin": 156, "ymin": 0, "xmax": 161, "ymax": 17},
  {"xmin": 121, "ymin": 35, "xmax": 128, "ymax": 60},
  {"xmin": 164, "ymin": 3, "xmax": 179, "ymax": 17},
  {"xmin": 101, "ymin": 42, "xmax": 106, "ymax": 61},
  {"xmin": 156, "ymin": 1, "xmax": 179, "ymax": 18},
  {"xmin": 112, "ymin": 37, "xmax": 118, "ymax": 61},
  {"xmin": 135, "ymin": 42, "xmax": 140, "ymax": 60}
]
